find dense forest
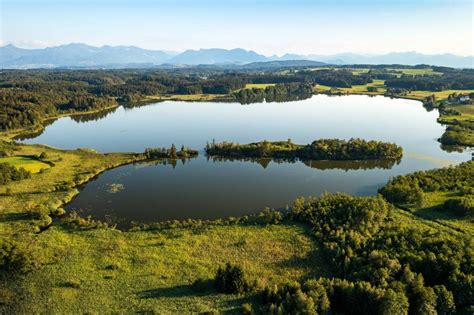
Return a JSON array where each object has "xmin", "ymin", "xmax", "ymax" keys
[
  {"xmin": 205, "ymin": 138, "xmax": 403, "ymax": 161},
  {"xmin": 255, "ymin": 190, "xmax": 473, "ymax": 314}
]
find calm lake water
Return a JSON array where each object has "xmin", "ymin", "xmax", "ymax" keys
[{"xmin": 20, "ymin": 95, "xmax": 471, "ymax": 226}]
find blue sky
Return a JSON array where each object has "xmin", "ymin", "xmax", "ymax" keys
[{"xmin": 1, "ymin": 0, "xmax": 472, "ymax": 56}]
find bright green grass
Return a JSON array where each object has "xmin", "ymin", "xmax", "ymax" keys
[
  {"xmin": 401, "ymin": 191, "xmax": 474, "ymax": 236},
  {"xmin": 0, "ymin": 143, "xmax": 143, "ymax": 236},
  {"xmin": 350, "ymin": 68, "xmax": 441, "ymax": 77},
  {"xmin": 244, "ymin": 83, "xmax": 276, "ymax": 89},
  {"xmin": 351, "ymin": 69, "xmax": 370, "ymax": 75},
  {"xmin": 338, "ymin": 79, "xmax": 386, "ymax": 94},
  {"xmin": 0, "ymin": 156, "xmax": 50, "ymax": 173},
  {"xmin": 2, "ymin": 222, "xmax": 328, "ymax": 313},
  {"xmin": 407, "ymin": 89, "xmax": 474, "ymax": 101},
  {"xmin": 145, "ymin": 94, "xmax": 224, "ymax": 101},
  {"xmin": 313, "ymin": 84, "xmax": 332, "ymax": 92},
  {"xmin": 389, "ymin": 68, "xmax": 443, "ymax": 76}
]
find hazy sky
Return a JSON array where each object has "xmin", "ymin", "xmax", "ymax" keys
[{"xmin": 1, "ymin": 0, "xmax": 473, "ymax": 56}]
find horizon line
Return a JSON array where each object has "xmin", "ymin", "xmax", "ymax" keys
[{"xmin": 2, "ymin": 42, "xmax": 473, "ymax": 58}]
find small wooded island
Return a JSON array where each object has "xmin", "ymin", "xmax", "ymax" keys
[
  {"xmin": 144, "ymin": 145, "xmax": 198, "ymax": 159},
  {"xmin": 205, "ymin": 138, "xmax": 403, "ymax": 160}
]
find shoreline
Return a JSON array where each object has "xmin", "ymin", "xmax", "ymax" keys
[{"xmin": 1, "ymin": 91, "xmax": 471, "ymax": 151}]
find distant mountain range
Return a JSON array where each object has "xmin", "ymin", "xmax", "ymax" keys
[{"xmin": 1, "ymin": 43, "xmax": 472, "ymax": 69}]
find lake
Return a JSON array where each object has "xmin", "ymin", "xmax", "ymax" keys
[{"xmin": 19, "ymin": 95, "xmax": 471, "ymax": 227}]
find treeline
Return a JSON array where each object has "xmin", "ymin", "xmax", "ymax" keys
[
  {"xmin": 2, "ymin": 66, "xmax": 473, "ymax": 131},
  {"xmin": 254, "ymin": 193, "xmax": 472, "ymax": 314},
  {"xmin": 205, "ymin": 138, "xmax": 403, "ymax": 161},
  {"xmin": 0, "ymin": 68, "xmax": 382, "ymax": 131},
  {"xmin": 0, "ymin": 163, "xmax": 30, "ymax": 185},
  {"xmin": 385, "ymin": 70, "xmax": 474, "ymax": 91}
]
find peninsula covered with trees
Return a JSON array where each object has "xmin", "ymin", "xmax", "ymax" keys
[{"xmin": 205, "ymin": 138, "xmax": 403, "ymax": 161}]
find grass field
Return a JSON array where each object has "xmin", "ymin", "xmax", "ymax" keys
[
  {"xmin": 145, "ymin": 94, "xmax": 225, "ymax": 102},
  {"xmin": 350, "ymin": 68, "xmax": 442, "ymax": 77},
  {"xmin": 388, "ymin": 68, "xmax": 443, "ymax": 76},
  {"xmin": 405, "ymin": 192, "xmax": 474, "ymax": 235},
  {"xmin": 0, "ymin": 156, "xmax": 51, "ymax": 173},
  {"xmin": 406, "ymin": 89, "xmax": 474, "ymax": 101},
  {"xmin": 313, "ymin": 84, "xmax": 332, "ymax": 93},
  {"xmin": 351, "ymin": 69, "xmax": 370, "ymax": 75},
  {"xmin": 339, "ymin": 79, "xmax": 386, "ymax": 94},
  {"xmin": 244, "ymin": 83, "xmax": 276, "ymax": 89},
  {"xmin": 0, "ymin": 143, "xmax": 145, "ymax": 236},
  {"xmin": 448, "ymin": 104, "xmax": 474, "ymax": 116},
  {"xmin": 3, "ymin": 222, "xmax": 327, "ymax": 313}
]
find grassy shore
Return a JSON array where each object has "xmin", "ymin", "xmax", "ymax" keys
[
  {"xmin": 0, "ymin": 141, "xmax": 331, "ymax": 313},
  {"xmin": 0, "ymin": 142, "xmax": 145, "ymax": 236}
]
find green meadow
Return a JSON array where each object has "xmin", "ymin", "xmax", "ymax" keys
[{"xmin": 0, "ymin": 156, "xmax": 50, "ymax": 173}]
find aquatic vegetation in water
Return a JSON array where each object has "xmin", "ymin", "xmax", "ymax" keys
[{"xmin": 106, "ymin": 183, "xmax": 125, "ymax": 194}]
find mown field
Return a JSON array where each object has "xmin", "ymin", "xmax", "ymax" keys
[
  {"xmin": 406, "ymin": 89, "xmax": 474, "ymax": 101},
  {"xmin": 338, "ymin": 79, "xmax": 387, "ymax": 94},
  {"xmin": 351, "ymin": 68, "xmax": 443, "ymax": 77},
  {"xmin": 0, "ymin": 156, "xmax": 50, "ymax": 173},
  {"xmin": 244, "ymin": 83, "xmax": 277, "ymax": 89},
  {"xmin": 145, "ymin": 94, "xmax": 225, "ymax": 102}
]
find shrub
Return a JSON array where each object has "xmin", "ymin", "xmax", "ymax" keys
[
  {"xmin": 241, "ymin": 303, "xmax": 253, "ymax": 314},
  {"xmin": 443, "ymin": 197, "xmax": 474, "ymax": 217},
  {"xmin": 254, "ymin": 208, "xmax": 283, "ymax": 225},
  {"xmin": 0, "ymin": 239, "xmax": 39, "ymax": 274},
  {"xmin": 214, "ymin": 263, "xmax": 248, "ymax": 294}
]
